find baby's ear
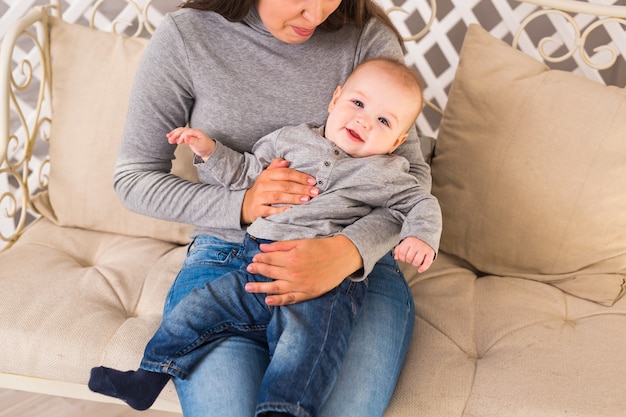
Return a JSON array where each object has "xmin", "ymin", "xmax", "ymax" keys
[
  {"xmin": 389, "ymin": 133, "xmax": 409, "ymax": 153},
  {"xmin": 327, "ymin": 86, "xmax": 343, "ymax": 113}
]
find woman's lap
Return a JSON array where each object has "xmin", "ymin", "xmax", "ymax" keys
[{"xmin": 168, "ymin": 242, "xmax": 415, "ymax": 417}]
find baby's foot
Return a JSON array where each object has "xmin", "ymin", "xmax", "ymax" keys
[{"xmin": 88, "ymin": 367, "xmax": 170, "ymax": 410}]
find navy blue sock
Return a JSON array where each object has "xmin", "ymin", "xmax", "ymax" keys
[{"xmin": 88, "ymin": 366, "xmax": 171, "ymax": 411}]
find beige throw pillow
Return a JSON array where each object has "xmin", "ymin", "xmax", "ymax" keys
[
  {"xmin": 32, "ymin": 18, "xmax": 196, "ymax": 245},
  {"xmin": 431, "ymin": 24, "xmax": 626, "ymax": 305}
]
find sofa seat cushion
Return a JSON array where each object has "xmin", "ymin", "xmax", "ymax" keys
[
  {"xmin": 385, "ymin": 257, "xmax": 626, "ymax": 417},
  {"xmin": 0, "ymin": 218, "xmax": 185, "ymax": 405}
]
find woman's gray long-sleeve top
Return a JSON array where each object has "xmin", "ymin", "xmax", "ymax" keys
[
  {"xmin": 199, "ymin": 123, "xmax": 442, "ymax": 280},
  {"xmin": 113, "ymin": 6, "xmax": 432, "ymax": 278}
]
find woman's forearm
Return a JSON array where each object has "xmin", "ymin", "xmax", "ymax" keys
[
  {"xmin": 339, "ymin": 207, "xmax": 403, "ymax": 280},
  {"xmin": 113, "ymin": 158, "xmax": 246, "ymax": 230}
]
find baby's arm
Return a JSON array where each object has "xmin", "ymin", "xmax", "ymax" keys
[
  {"xmin": 394, "ymin": 237, "xmax": 435, "ymax": 273},
  {"xmin": 167, "ymin": 127, "xmax": 216, "ymax": 161}
]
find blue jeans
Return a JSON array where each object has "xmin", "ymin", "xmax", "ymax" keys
[
  {"xmin": 150, "ymin": 234, "xmax": 367, "ymax": 417},
  {"xmin": 163, "ymin": 235, "xmax": 415, "ymax": 417}
]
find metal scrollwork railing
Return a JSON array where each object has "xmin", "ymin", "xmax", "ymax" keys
[
  {"xmin": 90, "ymin": 0, "xmax": 158, "ymax": 37},
  {"xmin": 0, "ymin": 0, "xmax": 167, "ymax": 252},
  {"xmin": 514, "ymin": 0, "xmax": 626, "ymax": 70},
  {"xmin": 0, "ymin": 5, "xmax": 56, "ymax": 251}
]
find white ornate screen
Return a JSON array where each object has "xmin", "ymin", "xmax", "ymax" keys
[
  {"xmin": 376, "ymin": 0, "xmax": 626, "ymax": 136},
  {"xmin": 1, "ymin": 0, "xmax": 625, "ymax": 248}
]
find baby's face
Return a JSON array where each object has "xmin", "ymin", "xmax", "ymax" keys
[{"xmin": 325, "ymin": 62, "xmax": 421, "ymax": 158}]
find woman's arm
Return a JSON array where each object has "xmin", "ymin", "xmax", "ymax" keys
[
  {"xmin": 114, "ymin": 16, "xmax": 317, "ymax": 230},
  {"xmin": 114, "ymin": 16, "xmax": 242, "ymax": 229}
]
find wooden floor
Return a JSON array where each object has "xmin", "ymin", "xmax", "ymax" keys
[{"xmin": 0, "ymin": 389, "xmax": 181, "ymax": 417}]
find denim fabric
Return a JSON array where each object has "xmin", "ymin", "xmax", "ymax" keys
[
  {"xmin": 148, "ymin": 234, "xmax": 368, "ymax": 417},
  {"xmin": 163, "ymin": 235, "xmax": 414, "ymax": 417}
]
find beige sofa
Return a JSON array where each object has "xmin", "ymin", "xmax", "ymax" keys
[{"xmin": 1, "ymin": 1, "xmax": 626, "ymax": 416}]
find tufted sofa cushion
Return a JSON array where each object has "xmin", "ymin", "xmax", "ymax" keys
[
  {"xmin": 385, "ymin": 258, "xmax": 626, "ymax": 417},
  {"xmin": 0, "ymin": 218, "xmax": 184, "ymax": 406}
]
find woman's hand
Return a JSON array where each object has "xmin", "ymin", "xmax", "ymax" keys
[
  {"xmin": 245, "ymin": 235, "xmax": 363, "ymax": 306},
  {"xmin": 241, "ymin": 158, "xmax": 319, "ymax": 225}
]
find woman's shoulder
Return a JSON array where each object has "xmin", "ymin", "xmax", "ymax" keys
[
  {"xmin": 158, "ymin": 8, "xmax": 230, "ymax": 36},
  {"xmin": 149, "ymin": 8, "xmax": 238, "ymax": 54},
  {"xmin": 356, "ymin": 17, "xmax": 404, "ymax": 60}
]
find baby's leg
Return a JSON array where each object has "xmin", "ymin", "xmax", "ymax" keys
[
  {"xmin": 257, "ymin": 278, "xmax": 367, "ymax": 417},
  {"xmin": 89, "ymin": 269, "xmax": 269, "ymax": 410}
]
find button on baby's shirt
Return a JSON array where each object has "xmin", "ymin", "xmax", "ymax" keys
[{"xmin": 315, "ymin": 145, "xmax": 344, "ymax": 191}]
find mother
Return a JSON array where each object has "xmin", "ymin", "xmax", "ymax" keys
[{"xmin": 113, "ymin": 0, "xmax": 431, "ymax": 416}]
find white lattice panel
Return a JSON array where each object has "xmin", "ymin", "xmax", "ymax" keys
[
  {"xmin": 1, "ymin": 0, "xmax": 625, "ymax": 249},
  {"xmin": 379, "ymin": 0, "xmax": 626, "ymax": 136}
]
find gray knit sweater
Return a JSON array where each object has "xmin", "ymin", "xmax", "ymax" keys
[{"xmin": 113, "ymin": 6, "xmax": 432, "ymax": 277}]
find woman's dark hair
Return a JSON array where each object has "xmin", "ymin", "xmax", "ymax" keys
[{"xmin": 179, "ymin": 0, "xmax": 404, "ymax": 45}]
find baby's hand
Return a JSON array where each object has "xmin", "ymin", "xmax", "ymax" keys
[
  {"xmin": 394, "ymin": 237, "xmax": 435, "ymax": 273},
  {"xmin": 167, "ymin": 127, "xmax": 215, "ymax": 161}
]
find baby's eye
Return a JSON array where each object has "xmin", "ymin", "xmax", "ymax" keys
[
  {"xmin": 352, "ymin": 100, "xmax": 364, "ymax": 108},
  {"xmin": 378, "ymin": 117, "xmax": 390, "ymax": 127}
]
